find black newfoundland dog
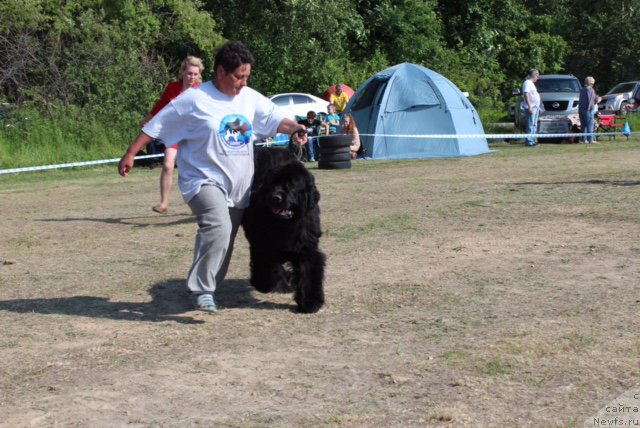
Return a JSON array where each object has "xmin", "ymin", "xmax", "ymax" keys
[{"xmin": 242, "ymin": 147, "xmax": 326, "ymax": 313}]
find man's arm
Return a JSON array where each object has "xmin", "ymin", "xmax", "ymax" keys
[
  {"xmin": 276, "ymin": 117, "xmax": 306, "ymax": 135},
  {"xmin": 118, "ymin": 131, "xmax": 154, "ymax": 177}
]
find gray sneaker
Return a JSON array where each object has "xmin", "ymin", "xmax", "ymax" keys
[{"xmin": 195, "ymin": 294, "xmax": 218, "ymax": 313}]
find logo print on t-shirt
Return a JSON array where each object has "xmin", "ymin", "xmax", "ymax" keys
[{"xmin": 219, "ymin": 115, "xmax": 252, "ymax": 148}]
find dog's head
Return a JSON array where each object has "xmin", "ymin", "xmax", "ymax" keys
[{"xmin": 264, "ymin": 162, "xmax": 320, "ymax": 221}]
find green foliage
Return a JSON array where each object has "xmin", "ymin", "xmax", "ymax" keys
[
  {"xmin": 437, "ymin": 0, "xmax": 568, "ymax": 106},
  {"xmin": 359, "ymin": 0, "xmax": 447, "ymax": 67},
  {"xmin": 2, "ymin": 0, "xmax": 640, "ymax": 169},
  {"xmin": 0, "ymin": 0, "xmax": 221, "ymax": 121},
  {"xmin": 544, "ymin": 0, "xmax": 640, "ymax": 92},
  {"xmin": 205, "ymin": 0, "xmax": 360, "ymax": 95},
  {"xmin": 0, "ymin": 105, "xmax": 137, "ymax": 169},
  {"xmin": 625, "ymin": 113, "xmax": 640, "ymax": 135}
]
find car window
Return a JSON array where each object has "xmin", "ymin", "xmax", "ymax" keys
[
  {"xmin": 271, "ymin": 96, "xmax": 291, "ymax": 107},
  {"xmin": 291, "ymin": 94, "xmax": 313, "ymax": 104},
  {"xmin": 605, "ymin": 82, "xmax": 638, "ymax": 95},
  {"xmin": 536, "ymin": 78, "xmax": 580, "ymax": 93}
]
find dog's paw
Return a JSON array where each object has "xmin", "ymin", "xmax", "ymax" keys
[{"xmin": 296, "ymin": 301, "xmax": 324, "ymax": 314}]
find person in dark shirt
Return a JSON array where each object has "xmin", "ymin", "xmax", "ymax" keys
[{"xmin": 296, "ymin": 110, "xmax": 327, "ymax": 162}]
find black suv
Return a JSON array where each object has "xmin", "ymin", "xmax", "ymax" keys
[{"xmin": 513, "ymin": 74, "xmax": 582, "ymax": 136}]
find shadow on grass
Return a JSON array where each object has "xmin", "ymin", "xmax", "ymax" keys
[
  {"xmin": 35, "ymin": 214, "xmax": 195, "ymax": 228},
  {"xmin": 0, "ymin": 278, "xmax": 296, "ymax": 324},
  {"xmin": 514, "ymin": 179, "xmax": 640, "ymax": 187}
]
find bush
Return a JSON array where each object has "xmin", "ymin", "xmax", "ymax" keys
[{"xmin": 0, "ymin": 105, "xmax": 138, "ymax": 169}]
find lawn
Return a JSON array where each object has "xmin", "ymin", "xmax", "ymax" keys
[{"xmin": 1, "ymin": 140, "xmax": 639, "ymax": 427}]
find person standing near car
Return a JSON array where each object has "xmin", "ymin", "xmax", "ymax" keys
[
  {"xmin": 579, "ymin": 76, "xmax": 600, "ymax": 144},
  {"xmin": 329, "ymin": 83, "xmax": 350, "ymax": 114},
  {"xmin": 118, "ymin": 41, "xmax": 305, "ymax": 313},
  {"xmin": 521, "ymin": 69, "xmax": 544, "ymax": 146}
]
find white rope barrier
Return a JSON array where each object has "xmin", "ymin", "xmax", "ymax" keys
[
  {"xmin": 1, "ymin": 131, "xmax": 636, "ymax": 175},
  {"xmin": 0, "ymin": 153, "xmax": 164, "ymax": 175},
  {"xmin": 321, "ymin": 131, "xmax": 636, "ymax": 140},
  {"xmin": 361, "ymin": 132, "xmax": 633, "ymax": 139}
]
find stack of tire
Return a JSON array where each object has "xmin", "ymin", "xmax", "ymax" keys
[{"xmin": 317, "ymin": 134, "xmax": 352, "ymax": 169}]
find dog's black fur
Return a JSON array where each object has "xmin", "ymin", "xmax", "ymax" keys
[{"xmin": 242, "ymin": 147, "xmax": 326, "ymax": 313}]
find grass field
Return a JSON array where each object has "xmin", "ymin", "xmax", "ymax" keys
[{"xmin": 1, "ymin": 140, "xmax": 639, "ymax": 427}]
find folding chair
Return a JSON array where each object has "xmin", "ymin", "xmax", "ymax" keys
[{"xmin": 596, "ymin": 113, "xmax": 625, "ymax": 140}]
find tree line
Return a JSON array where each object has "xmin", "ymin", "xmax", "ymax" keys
[{"xmin": 1, "ymin": 0, "xmax": 639, "ymax": 125}]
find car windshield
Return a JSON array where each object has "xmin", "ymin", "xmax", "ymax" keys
[
  {"xmin": 291, "ymin": 94, "xmax": 313, "ymax": 104},
  {"xmin": 605, "ymin": 82, "xmax": 637, "ymax": 95},
  {"xmin": 271, "ymin": 96, "xmax": 289, "ymax": 107},
  {"xmin": 535, "ymin": 78, "xmax": 581, "ymax": 93}
]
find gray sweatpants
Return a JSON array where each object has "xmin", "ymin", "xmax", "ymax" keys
[{"xmin": 186, "ymin": 184, "xmax": 244, "ymax": 295}]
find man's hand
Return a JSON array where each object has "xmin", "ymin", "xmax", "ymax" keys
[
  {"xmin": 118, "ymin": 153, "xmax": 135, "ymax": 177},
  {"xmin": 118, "ymin": 132, "xmax": 153, "ymax": 177},
  {"xmin": 292, "ymin": 129, "xmax": 308, "ymax": 146},
  {"xmin": 277, "ymin": 118, "xmax": 306, "ymax": 136}
]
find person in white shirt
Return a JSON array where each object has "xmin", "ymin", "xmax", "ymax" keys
[
  {"xmin": 118, "ymin": 41, "xmax": 305, "ymax": 312},
  {"xmin": 521, "ymin": 69, "xmax": 544, "ymax": 146}
]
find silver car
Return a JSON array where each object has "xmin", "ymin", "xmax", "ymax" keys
[
  {"xmin": 513, "ymin": 74, "xmax": 581, "ymax": 137},
  {"xmin": 597, "ymin": 81, "xmax": 640, "ymax": 114}
]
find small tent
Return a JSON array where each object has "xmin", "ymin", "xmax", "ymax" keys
[{"xmin": 344, "ymin": 63, "xmax": 489, "ymax": 159}]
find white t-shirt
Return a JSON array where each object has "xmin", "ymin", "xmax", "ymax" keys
[
  {"xmin": 143, "ymin": 81, "xmax": 286, "ymax": 208},
  {"xmin": 522, "ymin": 79, "xmax": 541, "ymax": 109}
]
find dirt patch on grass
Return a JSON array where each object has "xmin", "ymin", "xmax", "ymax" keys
[{"xmin": 1, "ymin": 142, "xmax": 640, "ymax": 427}]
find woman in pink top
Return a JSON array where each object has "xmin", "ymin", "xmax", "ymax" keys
[{"xmin": 141, "ymin": 56, "xmax": 204, "ymax": 214}]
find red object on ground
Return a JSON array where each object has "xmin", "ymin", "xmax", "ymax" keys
[{"xmin": 323, "ymin": 84, "xmax": 356, "ymax": 101}]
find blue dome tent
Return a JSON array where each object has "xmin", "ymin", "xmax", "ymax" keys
[{"xmin": 344, "ymin": 63, "xmax": 490, "ymax": 159}]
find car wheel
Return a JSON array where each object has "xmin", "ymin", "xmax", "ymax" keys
[{"xmin": 618, "ymin": 102, "xmax": 628, "ymax": 116}]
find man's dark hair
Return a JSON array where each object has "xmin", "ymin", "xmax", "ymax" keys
[{"xmin": 214, "ymin": 41, "xmax": 255, "ymax": 74}]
